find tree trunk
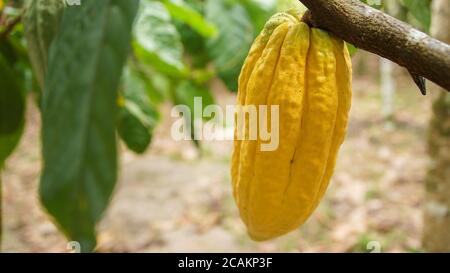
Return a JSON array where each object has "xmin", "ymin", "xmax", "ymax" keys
[{"xmin": 422, "ymin": 0, "xmax": 450, "ymax": 252}]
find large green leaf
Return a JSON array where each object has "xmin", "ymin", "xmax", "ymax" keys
[
  {"xmin": 134, "ymin": 0, "xmax": 186, "ymax": 76},
  {"xmin": 162, "ymin": 0, "xmax": 217, "ymax": 38},
  {"xmin": 0, "ymin": 54, "xmax": 25, "ymax": 167},
  {"xmin": 23, "ymin": 0, "xmax": 65, "ymax": 89},
  {"xmin": 402, "ymin": 0, "xmax": 431, "ymax": 31},
  {"xmin": 118, "ymin": 67, "xmax": 160, "ymax": 154},
  {"xmin": 40, "ymin": 0, "xmax": 139, "ymax": 252},
  {"xmin": 205, "ymin": 0, "xmax": 254, "ymax": 91}
]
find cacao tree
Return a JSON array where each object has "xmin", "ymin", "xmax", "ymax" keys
[{"xmin": 0, "ymin": 0, "xmax": 449, "ymax": 252}]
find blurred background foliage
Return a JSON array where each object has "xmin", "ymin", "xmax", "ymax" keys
[
  {"xmin": 0, "ymin": 0, "xmax": 432, "ymax": 160},
  {"xmin": 0, "ymin": 0, "xmax": 441, "ymax": 253}
]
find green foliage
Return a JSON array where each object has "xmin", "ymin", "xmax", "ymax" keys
[
  {"xmin": 0, "ymin": 3, "xmax": 31, "ymax": 167},
  {"xmin": 174, "ymin": 80, "xmax": 215, "ymax": 119},
  {"xmin": 134, "ymin": 0, "xmax": 186, "ymax": 77},
  {"xmin": 205, "ymin": 0, "xmax": 254, "ymax": 91},
  {"xmin": 173, "ymin": 80, "xmax": 215, "ymax": 147},
  {"xmin": 0, "ymin": 52, "xmax": 24, "ymax": 135},
  {"xmin": 360, "ymin": 0, "xmax": 382, "ymax": 9},
  {"xmin": 7, "ymin": 0, "xmax": 427, "ymax": 253},
  {"xmin": 0, "ymin": 54, "xmax": 25, "ymax": 167},
  {"xmin": 173, "ymin": 0, "xmax": 210, "ymax": 68},
  {"xmin": 361, "ymin": 0, "xmax": 431, "ymax": 32},
  {"xmin": 162, "ymin": 0, "xmax": 217, "ymax": 38},
  {"xmin": 346, "ymin": 43, "xmax": 358, "ymax": 56},
  {"xmin": 1, "ymin": 0, "xmax": 441, "ymax": 252},
  {"xmin": 23, "ymin": 0, "xmax": 65, "ymax": 89},
  {"xmin": 39, "ymin": 0, "xmax": 139, "ymax": 252},
  {"xmin": 240, "ymin": 0, "xmax": 276, "ymax": 32},
  {"xmin": 0, "ymin": 124, "xmax": 24, "ymax": 168},
  {"xmin": 118, "ymin": 68, "xmax": 160, "ymax": 154},
  {"xmin": 176, "ymin": 20, "xmax": 210, "ymax": 68},
  {"xmin": 401, "ymin": 0, "xmax": 431, "ymax": 31}
]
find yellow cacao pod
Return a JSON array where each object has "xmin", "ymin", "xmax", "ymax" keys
[{"xmin": 231, "ymin": 11, "xmax": 352, "ymax": 241}]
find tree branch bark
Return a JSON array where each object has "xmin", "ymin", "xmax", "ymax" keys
[{"xmin": 299, "ymin": 0, "xmax": 450, "ymax": 92}]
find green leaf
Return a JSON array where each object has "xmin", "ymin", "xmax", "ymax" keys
[
  {"xmin": 169, "ymin": 0, "xmax": 214, "ymax": 68},
  {"xmin": 171, "ymin": 0, "xmax": 210, "ymax": 68},
  {"xmin": 118, "ymin": 68, "xmax": 160, "ymax": 154},
  {"xmin": 162, "ymin": 0, "xmax": 217, "ymax": 38},
  {"xmin": 346, "ymin": 42, "xmax": 358, "ymax": 56},
  {"xmin": 0, "ymin": 54, "xmax": 25, "ymax": 167},
  {"xmin": 146, "ymin": 70, "xmax": 172, "ymax": 103},
  {"xmin": 0, "ymin": 124, "xmax": 24, "ymax": 168},
  {"xmin": 0, "ymin": 37, "xmax": 35, "ymax": 97},
  {"xmin": 175, "ymin": 21, "xmax": 210, "ymax": 68},
  {"xmin": 173, "ymin": 80, "xmax": 214, "ymax": 147},
  {"xmin": 402, "ymin": 0, "xmax": 431, "ymax": 31},
  {"xmin": 23, "ymin": 0, "xmax": 65, "ymax": 89},
  {"xmin": 0, "ymin": 38, "xmax": 20, "ymax": 65},
  {"xmin": 134, "ymin": 0, "xmax": 186, "ymax": 76},
  {"xmin": 118, "ymin": 108, "xmax": 152, "ymax": 154},
  {"xmin": 40, "ymin": 0, "xmax": 139, "ymax": 252},
  {"xmin": 240, "ymin": 0, "xmax": 276, "ymax": 32},
  {"xmin": 132, "ymin": 62, "xmax": 170, "ymax": 104},
  {"xmin": 174, "ymin": 80, "xmax": 215, "ymax": 118},
  {"xmin": 0, "ymin": 55, "xmax": 25, "ymax": 135},
  {"xmin": 205, "ymin": 0, "xmax": 254, "ymax": 91}
]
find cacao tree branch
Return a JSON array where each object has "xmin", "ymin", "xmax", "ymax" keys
[{"xmin": 298, "ymin": 0, "xmax": 450, "ymax": 93}]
